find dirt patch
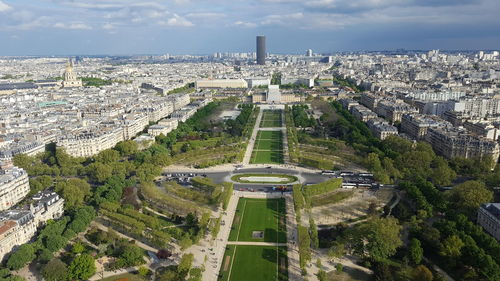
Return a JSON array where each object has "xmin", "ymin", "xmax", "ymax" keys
[
  {"xmin": 233, "ymin": 215, "xmax": 240, "ymax": 225},
  {"xmin": 309, "ymin": 189, "xmax": 394, "ymax": 225},
  {"xmin": 224, "ymin": 256, "xmax": 231, "ymax": 271}
]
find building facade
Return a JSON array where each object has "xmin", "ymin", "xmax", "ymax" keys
[
  {"xmin": 0, "ymin": 166, "xmax": 30, "ymax": 211},
  {"xmin": 478, "ymin": 203, "xmax": 500, "ymax": 241}
]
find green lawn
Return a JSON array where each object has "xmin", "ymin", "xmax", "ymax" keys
[
  {"xmin": 251, "ymin": 150, "xmax": 284, "ymax": 164},
  {"xmin": 260, "ymin": 110, "xmax": 282, "ymax": 128},
  {"xmin": 218, "ymin": 245, "xmax": 288, "ymax": 281},
  {"xmin": 228, "ymin": 198, "xmax": 287, "ymax": 243},
  {"xmin": 230, "ymin": 173, "xmax": 298, "ymax": 184},
  {"xmin": 251, "ymin": 130, "xmax": 284, "ymax": 164}
]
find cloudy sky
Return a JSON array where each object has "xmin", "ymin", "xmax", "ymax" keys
[{"xmin": 0, "ymin": 0, "xmax": 499, "ymax": 55}]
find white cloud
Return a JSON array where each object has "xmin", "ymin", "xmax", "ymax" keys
[
  {"xmin": 158, "ymin": 14, "xmax": 194, "ymax": 27},
  {"xmin": 186, "ymin": 12, "xmax": 226, "ymax": 19},
  {"xmin": 54, "ymin": 22, "xmax": 92, "ymax": 30},
  {"xmin": 0, "ymin": 1, "xmax": 11, "ymax": 12},
  {"xmin": 234, "ymin": 21, "xmax": 257, "ymax": 28},
  {"xmin": 261, "ymin": 12, "xmax": 303, "ymax": 25},
  {"xmin": 102, "ymin": 23, "xmax": 115, "ymax": 30}
]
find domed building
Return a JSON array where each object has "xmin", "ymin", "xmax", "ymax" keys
[{"xmin": 62, "ymin": 59, "xmax": 82, "ymax": 88}]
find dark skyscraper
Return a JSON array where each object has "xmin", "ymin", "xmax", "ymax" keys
[{"xmin": 256, "ymin": 36, "xmax": 266, "ymax": 65}]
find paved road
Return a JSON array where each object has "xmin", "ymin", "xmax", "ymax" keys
[{"xmin": 162, "ymin": 167, "xmax": 331, "ymax": 187}]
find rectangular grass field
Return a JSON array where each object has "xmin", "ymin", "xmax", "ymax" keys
[
  {"xmin": 228, "ymin": 198, "xmax": 287, "ymax": 243},
  {"xmin": 260, "ymin": 110, "xmax": 283, "ymax": 128},
  {"xmin": 218, "ymin": 245, "xmax": 288, "ymax": 281},
  {"xmin": 250, "ymin": 130, "xmax": 284, "ymax": 164}
]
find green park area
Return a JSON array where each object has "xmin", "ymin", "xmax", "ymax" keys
[
  {"xmin": 230, "ymin": 173, "xmax": 297, "ymax": 184},
  {"xmin": 228, "ymin": 198, "xmax": 287, "ymax": 243},
  {"xmin": 250, "ymin": 130, "xmax": 284, "ymax": 164},
  {"xmin": 260, "ymin": 110, "xmax": 283, "ymax": 128},
  {"xmin": 218, "ymin": 245, "xmax": 288, "ymax": 281}
]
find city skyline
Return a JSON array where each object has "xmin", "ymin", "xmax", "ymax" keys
[{"xmin": 0, "ymin": 0, "xmax": 499, "ymax": 56}]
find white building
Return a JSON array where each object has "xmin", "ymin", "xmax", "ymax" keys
[
  {"xmin": 57, "ymin": 127, "xmax": 124, "ymax": 157},
  {"xmin": 478, "ymin": 203, "xmax": 500, "ymax": 241},
  {"xmin": 62, "ymin": 60, "xmax": 82, "ymax": 88},
  {"xmin": 0, "ymin": 166, "xmax": 30, "ymax": 211},
  {"xmin": 266, "ymin": 85, "xmax": 281, "ymax": 103},
  {"xmin": 0, "ymin": 191, "xmax": 64, "ymax": 261},
  {"xmin": 195, "ymin": 79, "xmax": 248, "ymax": 89},
  {"xmin": 0, "ymin": 211, "xmax": 36, "ymax": 262}
]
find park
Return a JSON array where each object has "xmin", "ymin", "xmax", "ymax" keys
[
  {"xmin": 219, "ymin": 197, "xmax": 288, "ymax": 281},
  {"xmin": 250, "ymin": 130, "xmax": 284, "ymax": 164}
]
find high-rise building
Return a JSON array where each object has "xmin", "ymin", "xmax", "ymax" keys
[
  {"xmin": 306, "ymin": 49, "xmax": 313, "ymax": 57},
  {"xmin": 256, "ymin": 36, "xmax": 266, "ymax": 65}
]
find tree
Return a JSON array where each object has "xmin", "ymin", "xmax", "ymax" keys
[
  {"xmin": 309, "ymin": 218, "xmax": 319, "ymax": 249},
  {"xmin": 413, "ymin": 265, "xmax": 433, "ymax": 281},
  {"xmin": 42, "ymin": 259, "xmax": 68, "ymax": 281},
  {"xmin": 55, "ymin": 178, "xmax": 91, "ymax": 209},
  {"xmin": 449, "ymin": 180, "xmax": 493, "ymax": 216},
  {"xmin": 138, "ymin": 266, "xmax": 149, "ymax": 277},
  {"xmin": 37, "ymin": 248, "xmax": 54, "ymax": 263},
  {"xmin": 94, "ymin": 149, "xmax": 120, "ymax": 164},
  {"xmin": 439, "ymin": 235, "xmax": 464, "ymax": 258},
  {"xmin": 430, "ymin": 156, "xmax": 456, "ymax": 186},
  {"xmin": 72, "ymin": 241, "xmax": 85, "ymax": 254},
  {"xmin": 115, "ymin": 140, "xmax": 139, "ymax": 156},
  {"xmin": 177, "ymin": 253, "xmax": 194, "ymax": 279},
  {"xmin": 45, "ymin": 235, "xmax": 68, "ymax": 252},
  {"xmin": 316, "ymin": 270, "xmax": 327, "ymax": 281},
  {"xmin": 408, "ymin": 238, "xmax": 423, "ymax": 265},
  {"xmin": 68, "ymin": 254, "xmax": 96, "ymax": 280},
  {"xmin": 347, "ymin": 217, "xmax": 402, "ymax": 261},
  {"xmin": 328, "ymin": 242, "xmax": 345, "ymax": 261},
  {"xmin": 7, "ymin": 244, "xmax": 35, "ymax": 270},
  {"xmin": 117, "ymin": 245, "xmax": 144, "ymax": 267},
  {"xmin": 87, "ymin": 162, "xmax": 113, "ymax": 183}
]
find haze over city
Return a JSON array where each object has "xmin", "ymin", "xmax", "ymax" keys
[{"xmin": 1, "ymin": 0, "xmax": 500, "ymax": 55}]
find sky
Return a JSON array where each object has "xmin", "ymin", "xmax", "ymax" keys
[{"xmin": 0, "ymin": 0, "xmax": 499, "ymax": 56}]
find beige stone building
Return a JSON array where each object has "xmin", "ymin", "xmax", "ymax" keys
[
  {"xmin": 0, "ymin": 166, "xmax": 30, "ymax": 211},
  {"xmin": 62, "ymin": 60, "xmax": 82, "ymax": 88},
  {"xmin": 57, "ymin": 127, "xmax": 124, "ymax": 158}
]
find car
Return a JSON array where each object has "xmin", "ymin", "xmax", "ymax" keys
[{"xmin": 266, "ymin": 166, "xmax": 272, "ymax": 169}]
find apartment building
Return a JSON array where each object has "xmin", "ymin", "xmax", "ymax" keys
[
  {"xmin": 57, "ymin": 127, "xmax": 124, "ymax": 157},
  {"xmin": 400, "ymin": 114, "xmax": 450, "ymax": 140},
  {"xmin": 0, "ymin": 191, "xmax": 64, "ymax": 261},
  {"xmin": 121, "ymin": 114, "xmax": 149, "ymax": 140},
  {"xmin": 426, "ymin": 126, "xmax": 500, "ymax": 164},
  {"xmin": 149, "ymin": 118, "xmax": 179, "ymax": 137},
  {"xmin": 367, "ymin": 118, "xmax": 399, "ymax": 140},
  {"xmin": 478, "ymin": 203, "xmax": 500, "ymax": 241},
  {"xmin": 0, "ymin": 211, "xmax": 36, "ymax": 261},
  {"xmin": 375, "ymin": 100, "xmax": 418, "ymax": 123},
  {"xmin": 0, "ymin": 166, "xmax": 30, "ymax": 211},
  {"xmin": 350, "ymin": 105, "xmax": 378, "ymax": 122}
]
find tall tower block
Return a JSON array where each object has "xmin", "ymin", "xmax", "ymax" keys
[{"xmin": 256, "ymin": 36, "xmax": 266, "ymax": 65}]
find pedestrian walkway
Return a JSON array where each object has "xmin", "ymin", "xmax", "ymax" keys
[
  {"xmin": 226, "ymin": 241, "xmax": 287, "ymax": 246},
  {"xmin": 91, "ymin": 221, "xmax": 159, "ymax": 252},
  {"xmin": 242, "ymin": 107, "xmax": 263, "ymax": 164},
  {"xmin": 285, "ymin": 194, "xmax": 302, "ymax": 281}
]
